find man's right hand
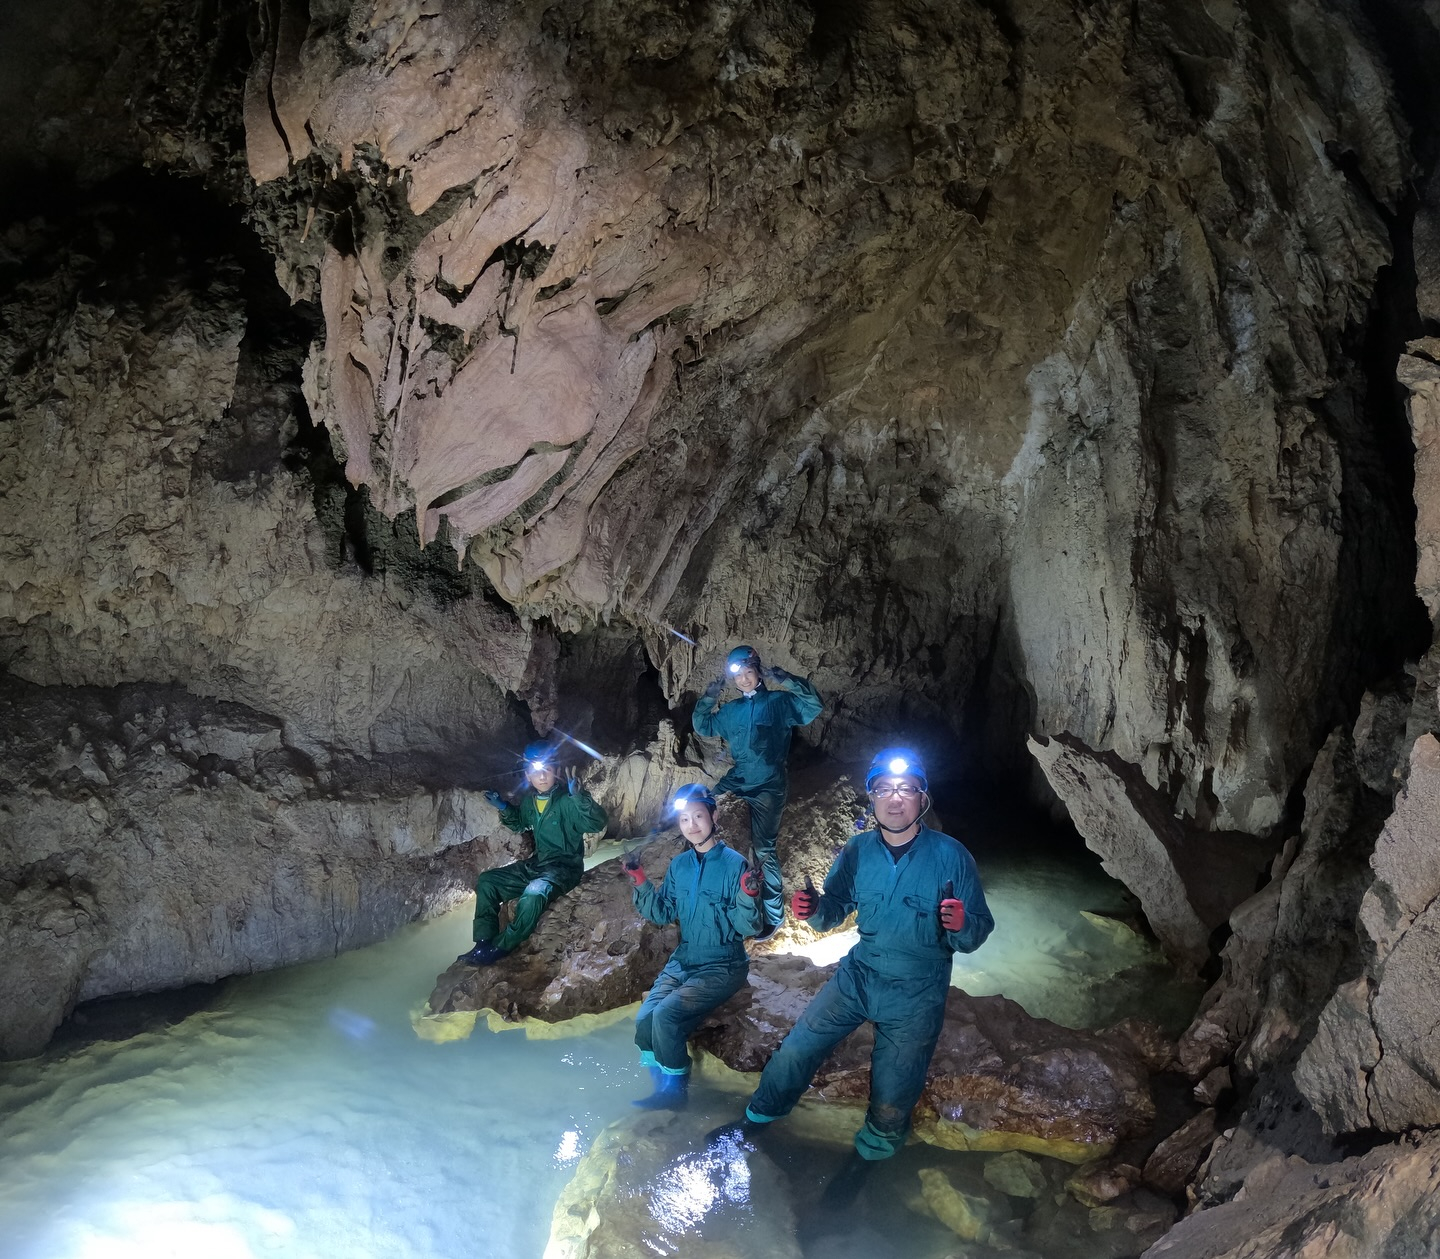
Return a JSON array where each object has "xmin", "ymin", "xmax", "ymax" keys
[
  {"xmin": 483, "ymin": 790, "xmax": 506, "ymax": 810},
  {"xmin": 791, "ymin": 887, "xmax": 818, "ymax": 920}
]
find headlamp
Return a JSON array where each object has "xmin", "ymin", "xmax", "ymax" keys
[
  {"xmin": 530, "ymin": 761, "xmax": 547, "ymax": 772},
  {"xmin": 672, "ymin": 796, "xmax": 686, "ymax": 811},
  {"xmin": 729, "ymin": 662, "xmax": 741, "ymax": 673},
  {"xmin": 888, "ymin": 757, "xmax": 908, "ymax": 774}
]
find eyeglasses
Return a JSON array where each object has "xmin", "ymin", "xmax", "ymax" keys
[{"xmin": 870, "ymin": 784, "xmax": 922, "ymax": 799}]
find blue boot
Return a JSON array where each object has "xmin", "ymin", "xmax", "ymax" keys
[{"xmin": 632, "ymin": 1069, "xmax": 690, "ymax": 1110}]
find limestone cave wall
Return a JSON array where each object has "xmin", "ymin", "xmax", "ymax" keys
[{"xmin": 4, "ymin": 18, "xmax": 1440, "ymax": 1240}]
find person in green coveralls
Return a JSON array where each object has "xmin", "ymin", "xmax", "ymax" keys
[
  {"xmin": 692, "ymin": 645, "xmax": 822, "ymax": 939},
  {"xmin": 741, "ymin": 747, "xmax": 993, "ymax": 1162},
  {"xmin": 623, "ymin": 783, "xmax": 763, "ymax": 1110},
  {"xmin": 456, "ymin": 741, "xmax": 608, "ymax": 966}
]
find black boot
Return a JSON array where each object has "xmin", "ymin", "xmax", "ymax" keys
[
  {"xmin": 456, "ymin": 940, "xmax": 508, "ymax": 966},
  {"xmin": 818, "ymin": 1150, "xmax": 877, "ymax": 1211}
]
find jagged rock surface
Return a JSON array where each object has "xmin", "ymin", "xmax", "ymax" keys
[
  {"xmin": 694, "ymin": 953, "xmax": 1156, "ymax": 1160},
  {"xmin": 1028, "ymin": 735, "xmax": 1277, "ymax": 975},
  {"xmin": 1141, "ymin": 1131, "xmax": 1440, "ymax": 1259},
  {"xmin": 0, "ymin": 677, "xmax": 519, "ymax": 1058},
  {"xmin": 1296, "ymin": 733, "xmax": 1440, "ymax": 1134}
]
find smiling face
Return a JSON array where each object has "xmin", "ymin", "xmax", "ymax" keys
[
  {"xmin": 732, "ymin": 663, "xmax": 760, "ymax": 692},
  {"xmin": 526, "ymin": 763, "xmax": 557, "ymax": 794},
  {"xmin": 677, "ymin": 802, "xmax": 716, "ymax": 850},
  {"xmin": 868, "ymin": 773, "xmax": 926, "ymax": 839}
]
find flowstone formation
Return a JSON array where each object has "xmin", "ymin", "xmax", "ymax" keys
[{"xmin": 237, "ymin": 0, "xmax": 1417, "ymax": 821}]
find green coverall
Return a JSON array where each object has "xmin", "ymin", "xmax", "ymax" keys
[
  {"xmin": 746, "ymin": 825, "xmax": 994, "ymax": 1159},
  {"xmin": 633, "ymin": 839, "xmax": 762, "ymax": 1073},
  {"xmin": 692, "ymin": 673, "xmax": 823, "ymax": 927},
  {"xmin": 472, "ymin": 788, "xmax": 608, "ymax": 951}
]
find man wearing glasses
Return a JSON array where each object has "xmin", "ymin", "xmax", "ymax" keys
[{"xmin": 739, "ymin": 746, "xmax": 994, "ymax": 1163}]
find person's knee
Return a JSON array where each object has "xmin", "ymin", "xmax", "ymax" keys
[{"xmin": 522, "ymin": 877, "xmax": 553, "ymax": 900}]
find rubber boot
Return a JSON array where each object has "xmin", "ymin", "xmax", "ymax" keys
[
  {"xmin": 818, "ymin": 1150, "xmax": 876, "ymax": 1211},
  {"xmin": 456, "ymin": 940, "xmax": 509, "ymax": 966},
  {"xmin": 632, "ymin": 1069, "xmax": 690, "ymax": 1110}
]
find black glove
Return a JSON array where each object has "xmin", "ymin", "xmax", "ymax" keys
[
  {"xmin": 704, "ymin": 677, "xmax": 725, "ymax": 699},
  {"xmin": 483, "ymin": 790, "xmax": 507, "ymax": 810},
  {"xmin": 761, "ymin": 665, "xmax": 790, "ymax": 685}
]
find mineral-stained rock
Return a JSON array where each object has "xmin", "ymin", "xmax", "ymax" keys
[
  {"xmin": 1065, "ymin": 1160, "xmax": 1142, "ymax": 1207},
  {"xmin": 1141, "ymin": 1110, "xmax": 1218, "ymax": 1198},
  {"xmin": 983, "ymin": 1151, "xmax": 1050, "ymax": 1199},
  {"xmin": 1027, "ymin": 735, "xmax": 1276, "ymax": 975},
  {"xmin": 918, "ymin": 1167, "xmax": 991, "ymax": 1241},
  {"xmin": 1141, "ymin": 1131, "xmax": 1440, "ymax": 1259},
  {"xmin": 694, "ymin": 954, "xmax": 1155, "ymax": 1162},
  {"xmin": 1193, "ymin": 1068, "xmax": 1231, "ymax": 1108},
  {"xmin": 543, "ymin": 1109, "xmax": 800, "ymax": 1259},
  {"xmin": 1297, "ymin": 734, "xmax": 1440, "ymax": 1133},
  {"xmin": 426, "ymin": 835, "xmax": 681, "ymax": 1027}
]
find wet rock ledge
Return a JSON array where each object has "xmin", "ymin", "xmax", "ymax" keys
[{"xmin": 422, "ymin": 844, "xmax": 1158, "ymax": 1163}]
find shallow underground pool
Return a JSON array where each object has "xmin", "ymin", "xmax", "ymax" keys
[{"xmin": 0, "ymin": 823, "xmax": 1201, "ymax": 1259}]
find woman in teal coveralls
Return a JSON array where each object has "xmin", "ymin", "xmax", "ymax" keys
[{"xmin": 624, "ymin": 783, "xmax": 762, "ymax": 1109}]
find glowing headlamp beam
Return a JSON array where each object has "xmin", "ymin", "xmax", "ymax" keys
[
  {"xmin": 728, "ymin": 663, "xmax": 741, "ymax": 673},
  {"xmin": 661, "ymin": 623, "xmax": 697, "ymax": 646},
  {"xmin": 887, "ymin": 757, "xmax": 909, "ymax": 774},
  {"xmin": 552, "ymin": 729, "xmax": 603, "ymax": 761}
]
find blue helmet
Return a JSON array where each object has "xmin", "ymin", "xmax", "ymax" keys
[
  {"xmin": 865, "ymin": 747, "xmax": 928, "ymax": 792},
  {"xmin": 670, "ymin": 782, "xmax": 717, "ymax": 815},
  {"xmin": 726, "ymin": 645, "xmax": 761, "ymax": 675},
  {"xmin": 522, "ymin": 741, "xmax": 558, "ymax": 772}
]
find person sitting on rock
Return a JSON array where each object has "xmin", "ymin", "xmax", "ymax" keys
[
  {"xmin": 623, "ymin": 783, "xmax": 762, "ymax": 1109},
  {"xmin": 456, "ymin": 741, "xmax": 608, "ymax": 966},
  {"xmin": 692, "ymin": 645, "xmax": 822, "ymax": 940},
  {"xmin": 740, "ymin": 747, "xmax": 993, "ymax": 1161}
]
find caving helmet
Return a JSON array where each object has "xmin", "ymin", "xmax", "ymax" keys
[
  {"xmin": 726, "ymin": 645, "xmax": 762, "ymax": 676},
  {"xmin": 670, "ymin": 782, "xmax": 718, "ymax": 816},
  {"xmin": 522, "ymin": 741, "xmax": 559, "ymax": 773},
  {"xmin": 865, "ymin": 747, "xmax": 929, "ymax": 792}
]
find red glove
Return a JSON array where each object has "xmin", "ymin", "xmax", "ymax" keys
[
  {"xmin": 939, "ymin": 897, "xmax": 966, "ymax": 932},
  {"xmin": 791, "ymin": 888, "xmax": 818, "ymax": 920},
  {"xmin": 740, "ymin": 868, "xmax": 760, "ymax": 897},
  {"xmin": 623, "ymin": 859, "xmax": 646, "ymax": 888}
]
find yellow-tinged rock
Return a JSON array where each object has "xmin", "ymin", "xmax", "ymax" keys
[{"xmin": 918, "ymin": 1168, "xmax": 990, "ymax": 1241}]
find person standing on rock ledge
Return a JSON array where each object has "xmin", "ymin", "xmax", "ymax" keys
[
  {"xmin": 692, "ymin": 645, "xmax": 822, "ymax": 940},
  {"xmin": 622, "ymin": 783, "xmax": 763, "ymax": 1109},
  {"xmin": 739, "ymin": 747, "xmax": 993, "ymax": 1166},
  {"xmin": 456, "ymin": 741, "xmax": 608, "ymax": 966}
]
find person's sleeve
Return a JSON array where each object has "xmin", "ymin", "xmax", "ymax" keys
[
  {"xmin": 499, "ymin": 799, "xmax": 528, "ymax": 834},
  {"xmin": 633, "ymin": 866, "xmax": 677, "ymax": 927},
  {"xmin": 810, "ymin": 844, "xmax": 858, "ymax": 932},
  {"xmin": 780, "ymin": 675, "xmax": 823, "ymax": 727},
  {"xmin": 693, "ymin": 692, "xmax": 722, "ymax": 738},
  {"xmin": 727, "ymin": 863, "xmax": 763, "ymax": 937},
  {"xmin": 572, "ymin": 789, "xmax": 608, "ymax": 833},
  {"xmin": 945, "ymin": 852, "xmax": 994, "ymax": 954}
]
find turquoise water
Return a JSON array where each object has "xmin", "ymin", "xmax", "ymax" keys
[{"xmin": 0, "ymin": 840, "xmax": 1196, "ymax": 1259}]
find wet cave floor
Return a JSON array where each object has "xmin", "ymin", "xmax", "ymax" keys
[{"xmin": 0, "ymin": 815, "xmax": 1201, "ymax": 1259}]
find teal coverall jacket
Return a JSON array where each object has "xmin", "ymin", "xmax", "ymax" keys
[
  {"xmin": 472, "ymin": 788, "xmax": 608, "ymax": 949},
  {"xmin": 692, "ymin": 676, "xmax": 823, "ymax": 792},
  {"xmin": 747, "ymin": 825, "xmax": 994, "ymax": 1158},
  {"xmin": 692, "ymin": 673, "xmax": 822, "ymax": 926},
  {"xmin": 632, "ymin": 840, "xmax": 762, "ymax": 1072}
]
